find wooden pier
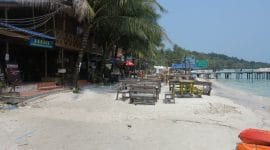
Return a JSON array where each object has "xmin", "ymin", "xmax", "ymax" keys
[{"xmin": 192, "ymin": 68, "xmax": 270, "ymax": 80}]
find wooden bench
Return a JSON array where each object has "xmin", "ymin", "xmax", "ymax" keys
[
  {"xmin": 140, "ymin": 79, "xmax": 161, "ymax": 93},
  {"xmin": 130, "ymin": 85, "xmax": 157, "ymax": 105},
  {"xmin": 116, "ymin": 80, "xmax": 138, "ymax": 100},
  {"xmin": 116, "ymin": 79, "xmax": 161, "ymax": 100},
  {"xmin": 37, "ymin": 82, "xmax": 60, "ymax": 90}
]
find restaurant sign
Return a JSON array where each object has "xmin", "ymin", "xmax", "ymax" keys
[
  {"xmin": 196, "ymin": 60, "xmax": 208, "ymax": 68},
  {"xmin": 29, "ymin": 38, "xmax": 54, "ymax": 48}
]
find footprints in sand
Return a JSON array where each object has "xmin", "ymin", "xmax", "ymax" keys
[
  {"xmin": 207, "ymin": 103, "xmax": 241, "ymax": 114},
  {"xmin": 171, "ymin": 119, "xmax": 238, "ymax": 130},
  {"xmin": 194, "ymin": 102, "xmax": 241, "ymax": 115}
]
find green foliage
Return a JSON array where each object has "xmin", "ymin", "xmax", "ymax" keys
[
  {"xmin": 0, "ymin": 81, "xmax": 5, "ymax": 88},
  {"xmin": 86, "ymin": 0, "xmax": 167, "ymax": 58},
  {"xmin": 155, "ymin": 44, "xmax": 270, "ymax": 69}
]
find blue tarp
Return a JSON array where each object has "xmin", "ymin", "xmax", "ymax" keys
[
  {"xmin": 0, "ymin": 21, "xmax": 55, "ymax": 40},
  {"xmin": 0, "ymin": 0, "xmax": 17, "ymax": 4},
  {"xmin": 172, "ymin": 63, "xmax": 196, "ymax": 69}
]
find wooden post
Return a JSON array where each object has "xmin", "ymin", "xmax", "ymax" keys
[
  {"xmin": 5, "ymin": 8, "xmax": 9, "ymax": 62},
  {"xmin": 63, "ymin": 14, "xmax": 66, "ymax": 32},
  {"xmin": 53, "ymin": 15, "xmax": 56, "ymax": 37},
  {"xmin": 5, "ymin": 8, "xmax": 8, "ymax": 23},
  {"xmin": 184, "ymin": 56, "xmax": 187, "ymax": 75},
  {"xmin": 45, "ymin": 50, "xmax": 48, "ymax": 77},
  {"xmin": 59, "ymin": 16, "xmax": 66, "ymax": 84},
  {"xmin": 32, "ymin": 8, "xmax": 36, "ymax": 29},
  {"xmin": 61, "ymin": 48, "xmax": 64, "ymax": 68}
]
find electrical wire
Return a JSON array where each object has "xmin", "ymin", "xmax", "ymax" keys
[
  {"xmin": 0, "ymin": 6, "xmax": 62, "ymax": 23},
  {"xmin": 0, "ymin": 15, "xmax": 52, "ymax": 31},
  {"xmin": 0, "ymin": 9, "xmax": 57, "ymax": 21},
  {"xmin": 0, "ymin": 6, "xmax": 65, "ymax": 31},
  {"xmin": 0, "ymin": 0, "xmax": 81, "ymax": 38},
  {"xmin": 4, "ymin": 17, "xmax": 51, "ymax": 27},
  {"xmin": 0, "ymin": 0, "xmax": 80, "ymax": 25}
]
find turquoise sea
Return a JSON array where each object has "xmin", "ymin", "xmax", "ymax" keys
[{"xmin": 216, "ymin": 79, "xmax": 270, "ymax": 98}]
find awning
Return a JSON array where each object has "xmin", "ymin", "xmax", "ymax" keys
[
  {"xmin": 0, "ymin": 21, "xmax": 55, "ymax": 40},
  {"xmin": 0, "ymin": 0, "xmax": 17, "ymax": 6}
]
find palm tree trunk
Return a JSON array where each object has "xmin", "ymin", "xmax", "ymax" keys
[
  {"xmin": 101, "ymin": 43, "xmax": 108, "ymax": 83},
  {"xmin": 73, "ymin": 26, "xmax": 90, "ymax": 88}
]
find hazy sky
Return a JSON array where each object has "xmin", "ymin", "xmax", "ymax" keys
[{"xmin": 158, "ymin": 0, "xmax": 270, "ymax": 63}]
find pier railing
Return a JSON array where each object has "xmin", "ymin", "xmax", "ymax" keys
[{"xmin": 192, "ymin": 68, "xmax": 270, "ymax": 80}]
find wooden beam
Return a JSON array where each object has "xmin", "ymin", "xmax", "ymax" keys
[
  {"xmin": 45, "ymin": 50, "xmax": 47, "ymax": 78},
  {"xmin": 0, "ymin": 29, "xmax": 29, "ymax": 40}
]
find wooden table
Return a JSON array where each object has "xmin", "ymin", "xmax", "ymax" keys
[{"xmin": 171, "ymin": 80, "xmax": 194, "ymax": 97}]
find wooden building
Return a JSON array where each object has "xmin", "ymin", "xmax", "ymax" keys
[{"xmin": 0, "ymin": 0, "xmax": 97, "ymax": 85}]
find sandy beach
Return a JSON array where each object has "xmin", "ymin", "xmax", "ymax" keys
[{"xmin": 0, "ymin": 81, "xmax": 270, "ymax": 150}]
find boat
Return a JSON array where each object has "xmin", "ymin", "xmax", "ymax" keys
[
  {"xmin": 236, "ymin": 143, "xmax": 270, "ymax": 150},
  {"xmin": 239, "ymin": 128, "xmax": 270, "ymax": 145}
]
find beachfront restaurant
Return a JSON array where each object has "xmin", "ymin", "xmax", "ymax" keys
[{"xmin": 0, "ymin": 4, "xmax": 88, "ymax": 92}]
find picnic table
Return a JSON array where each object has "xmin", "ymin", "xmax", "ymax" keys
[
  {"xmin": 170, "ymin": 79, "xmax": 212, "ymax": 98},
  {"xmin": 173, "ymin": 80, "xmax": 194, "ymax": 97}
]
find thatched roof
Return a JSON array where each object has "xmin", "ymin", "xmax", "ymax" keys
[
  {"xmin": 12, "ymin": 0, "xmax": 94, "ymax": 22},
  {"xmin": 73, "ymin": 0, "xmax": 95, "ymax": 22},
  {"xmin": 15, "ymin": 0, "xmax": 56, "ymax": 7}
]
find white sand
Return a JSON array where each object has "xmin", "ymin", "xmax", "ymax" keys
[{"xmin": 0, "ymin": 83, "xmax": 270, "ymax": 150}]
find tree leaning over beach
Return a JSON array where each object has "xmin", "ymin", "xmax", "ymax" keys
[{"xmin": 73, "ymin": 0, "xmax": 167, "ymax": 88}]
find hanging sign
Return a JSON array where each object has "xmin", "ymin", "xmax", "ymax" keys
[
  {"xmin": 5, "ymin": 53, "xmax": 9, "ymax": 61},
  {"xmin": 184, "ymin": 56, "xmax": 196, "ymax": 65},
  {"xmin": 58, "ymin": 68, "xmax": 66, "ymax": 74},
  {"xmin": 29, "ymin": 38, "xmax": 54, "ymax": 48},
  {"xmin": 6, "ymin": 63, "xmax": 21, "ymax": 85},
  {"xmin": 196, "ymin": 60, "xmax": 209, "ymax": 68}
]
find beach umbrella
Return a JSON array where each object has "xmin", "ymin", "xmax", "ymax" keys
[{"xmin": 125, "ymin": 60, "xmax": 135, "ymax": 66}]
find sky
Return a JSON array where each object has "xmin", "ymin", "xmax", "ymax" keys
[{"xmin": 158, "ymin": 0, "xmax": 270, "ymax": 63}]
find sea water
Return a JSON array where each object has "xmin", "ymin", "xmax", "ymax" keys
[{"xmin": 216, "ymin": 79, "xmax": 270, "ymax": 98}]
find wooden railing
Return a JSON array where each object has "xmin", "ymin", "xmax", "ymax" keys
[
  {"xmin": 55, "ymin": 30, "xmax": 102, "ymax": 55},
  {"xmin": 55, "ymin": 30, "xmax": 81, "ymax": 51}
]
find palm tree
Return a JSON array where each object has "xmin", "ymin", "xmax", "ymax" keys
[{"xmin": 73, "ymin": 0, "xmax": 167, "ymax": 88}]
